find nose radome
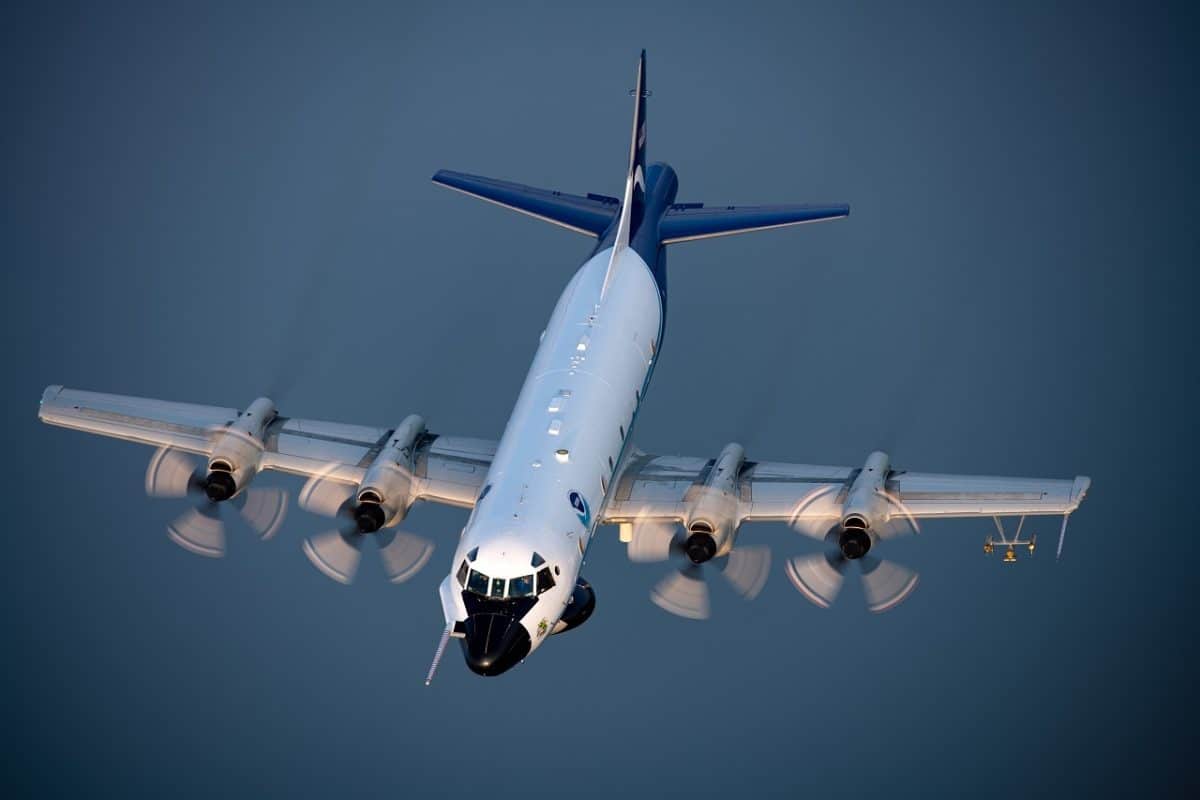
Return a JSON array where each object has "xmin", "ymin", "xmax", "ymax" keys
[{"xmin": 461, "ymin": 613, "xmax": 532, "ymax": 676}]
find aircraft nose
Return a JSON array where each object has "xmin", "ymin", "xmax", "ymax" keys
[{"xmin": 460, "ymin": 613, "xmax": 532, "ymax": 676}]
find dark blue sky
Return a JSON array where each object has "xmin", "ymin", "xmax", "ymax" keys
[{"xmin": 3, "ymin": 1, "xmax": 1197, "ymax": 797}]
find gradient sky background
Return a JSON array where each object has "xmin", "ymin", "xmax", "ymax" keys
[{"xmin": 3, "ymin": 1, "xmax": 1197, "ymax": 797}]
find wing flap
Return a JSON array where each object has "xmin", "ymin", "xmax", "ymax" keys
[{"xmin": 414, "ymin": 436, "xmax": 497, "ymax": 508}]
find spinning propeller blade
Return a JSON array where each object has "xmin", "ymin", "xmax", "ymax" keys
[
  {"xmin": 303, "ymin": 525, "xmax": 364, "ymax": 584},
  {"xmin": 148, "ymin": 447, "xmax": 286, "ymax": 558},
  {"xmin": 299, "ymin": 480, "xmax": 434, "ymax": 585},
  {"xmin": 651, "ymin": 565, "xmax": 710, "ymax": 620},
  {"xmin": 629, "ymin": 522, "xmax": 770, "ymax": 620},
  {"xmin": 785, "ymin": 502, "xmax": 920, "ymax": 613}
]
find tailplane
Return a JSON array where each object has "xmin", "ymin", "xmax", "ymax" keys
[{"xmin": 433, "ymin": 50, "xmax": 848, "ymax": 250}]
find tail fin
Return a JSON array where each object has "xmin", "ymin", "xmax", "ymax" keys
[
  {"xmin": 601, "ymin": 51, "xmax": 649, "ymax": 298},
  {"xmin": 614, "ymin": 50, "xmax": 648, "ymax": 251}
]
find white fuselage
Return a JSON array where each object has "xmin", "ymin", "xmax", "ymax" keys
[{"xmin": 438, "ymin": 245, "xmax": 663, "ymax": 654}]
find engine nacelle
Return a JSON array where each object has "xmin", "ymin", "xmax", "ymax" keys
[
  {"xmin": 204, "ymin": 397, "xmax": 276, "ymax": 501},
  {"xmin": 837, "ymin": 450, "xmax": 892, "ymax": 559},
  {"xmin": 682, "ymin": 442, "xmax": 745, "ymax": 563},
  {"xmin": 352, "ymin": 414, "xmax": 426, "ymax": 532}
]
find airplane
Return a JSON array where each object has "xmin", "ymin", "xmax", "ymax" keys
[{"xmin": 37, "ymin": 52, "xmax": 1090, "ymax": 681}]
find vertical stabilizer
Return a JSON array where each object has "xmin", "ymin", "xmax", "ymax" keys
[{"xmin": 602, "ymin": 50, "xmax": 648, "ymax": 298}]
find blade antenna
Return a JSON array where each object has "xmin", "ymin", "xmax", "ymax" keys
[{"xmin": 424, "ymin": 625, "xmax": 453, "ymax": 686}]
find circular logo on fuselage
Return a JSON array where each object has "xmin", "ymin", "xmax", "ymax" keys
[{"xmin": 568, "ymin": 490, "xmax": 591, "ymax": 528}]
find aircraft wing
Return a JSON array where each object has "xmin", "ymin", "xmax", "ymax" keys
[
  {"xmin": 603, "ymin": 452, "xmax": 1090, "ymax": 526},
  {"xmin": 38, "ymin": 386, "xmax": 495, "ymax": 509}
]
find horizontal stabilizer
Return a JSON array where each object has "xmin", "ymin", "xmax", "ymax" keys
[
  {"xmin": 659, "ymin": 202, "xmax": 850, "ymax": 244},
  {"xmin": 432, "ymin": 170, "xmax": 619, "ymax": 237}
]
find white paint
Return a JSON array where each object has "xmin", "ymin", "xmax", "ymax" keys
[{"xmin": 443, "ymin": 244, "xmax": 663, "ymax": 657}]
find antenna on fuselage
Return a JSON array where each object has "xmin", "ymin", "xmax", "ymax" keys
[{"xmin": 424, "ymin": 625, "xmax": 453, "ymax": 686}]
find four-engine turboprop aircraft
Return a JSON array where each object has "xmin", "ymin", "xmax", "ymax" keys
[{"xmin": 38, "ymin": 52, "xmax": 1090, "ymax": 680}]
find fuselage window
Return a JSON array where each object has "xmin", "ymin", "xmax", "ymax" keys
[
  {"xmin": 489, "ymin": 577, "xmax": 506, "ymax": 598},
  {"xmin": 477, "ymin": 484, "xmax": 492, "ymax": 503},
  {"xmin": 456, "ymin": 560, "xmax": 469, "ymax": 587},
  {"xmin": 467, "ymin": 569, "xmax": 489, "ymax": 595},
  {"xmin": 536, "ymin": 566, "xmax": 556, "ymax": 594},
  {"xmin": 509, "ymin": 574, "xmax": 535, "ymax": 597}
]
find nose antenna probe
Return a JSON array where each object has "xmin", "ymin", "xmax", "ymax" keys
[{"xmin": 424, "ymin": 625, "xmax": 453, "ymax": 686}]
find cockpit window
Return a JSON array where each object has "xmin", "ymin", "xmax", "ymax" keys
[
  {"xmin": 467, "ymin": 569, "xmax": 489, "ymax": 595},
  {"xmin": 463, "ymin": 566, "xmax": 557, "ymax": 598},
  {"xmin": 531, "ymin": 552, "xmax": 545, "ymax": 568},
  {"xmin": 509, "ymin": 574, "xmax": 534, "ymax": 597}
]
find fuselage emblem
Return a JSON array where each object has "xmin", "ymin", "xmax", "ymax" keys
[{"xmin": 569, "ymin": 490, "xmax": 591, "ymax": 528}]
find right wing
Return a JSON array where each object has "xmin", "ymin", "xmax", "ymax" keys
[{"xmin": 38, "ymin": 385, "xmax": 495, "ymax": 509}]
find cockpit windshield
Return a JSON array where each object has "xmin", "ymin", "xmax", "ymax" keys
[
  {"xmin": 508, "ymin": 574, "xmax": 534, "ymax": 597},
  {"xmin": 459, "ymin": 559, "xmax": 554, "ymax": 599},
  {"xmin": 467, "ymin": 568, "xmax": 489, "ymax": 595}
]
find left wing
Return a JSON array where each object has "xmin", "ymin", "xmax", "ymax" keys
[{"xmin": 38, "ymin": 385, "xmax": 495, "ymax": 509}]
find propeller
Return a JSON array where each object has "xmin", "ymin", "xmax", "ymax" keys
[
  {"xmin": 627, "ymin": 519, "xmax": 770, "ymax": 620},
  {"xmin": 298, "ymin": 474, "xmax": 433, "ymax": 585},
  {"xmin": 145, "ymin": 447, "xmax": 288, "ymax": 558},
  {"xmin": 785, "ymin": 488, "xmax": 920, "ymax": 613}
]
